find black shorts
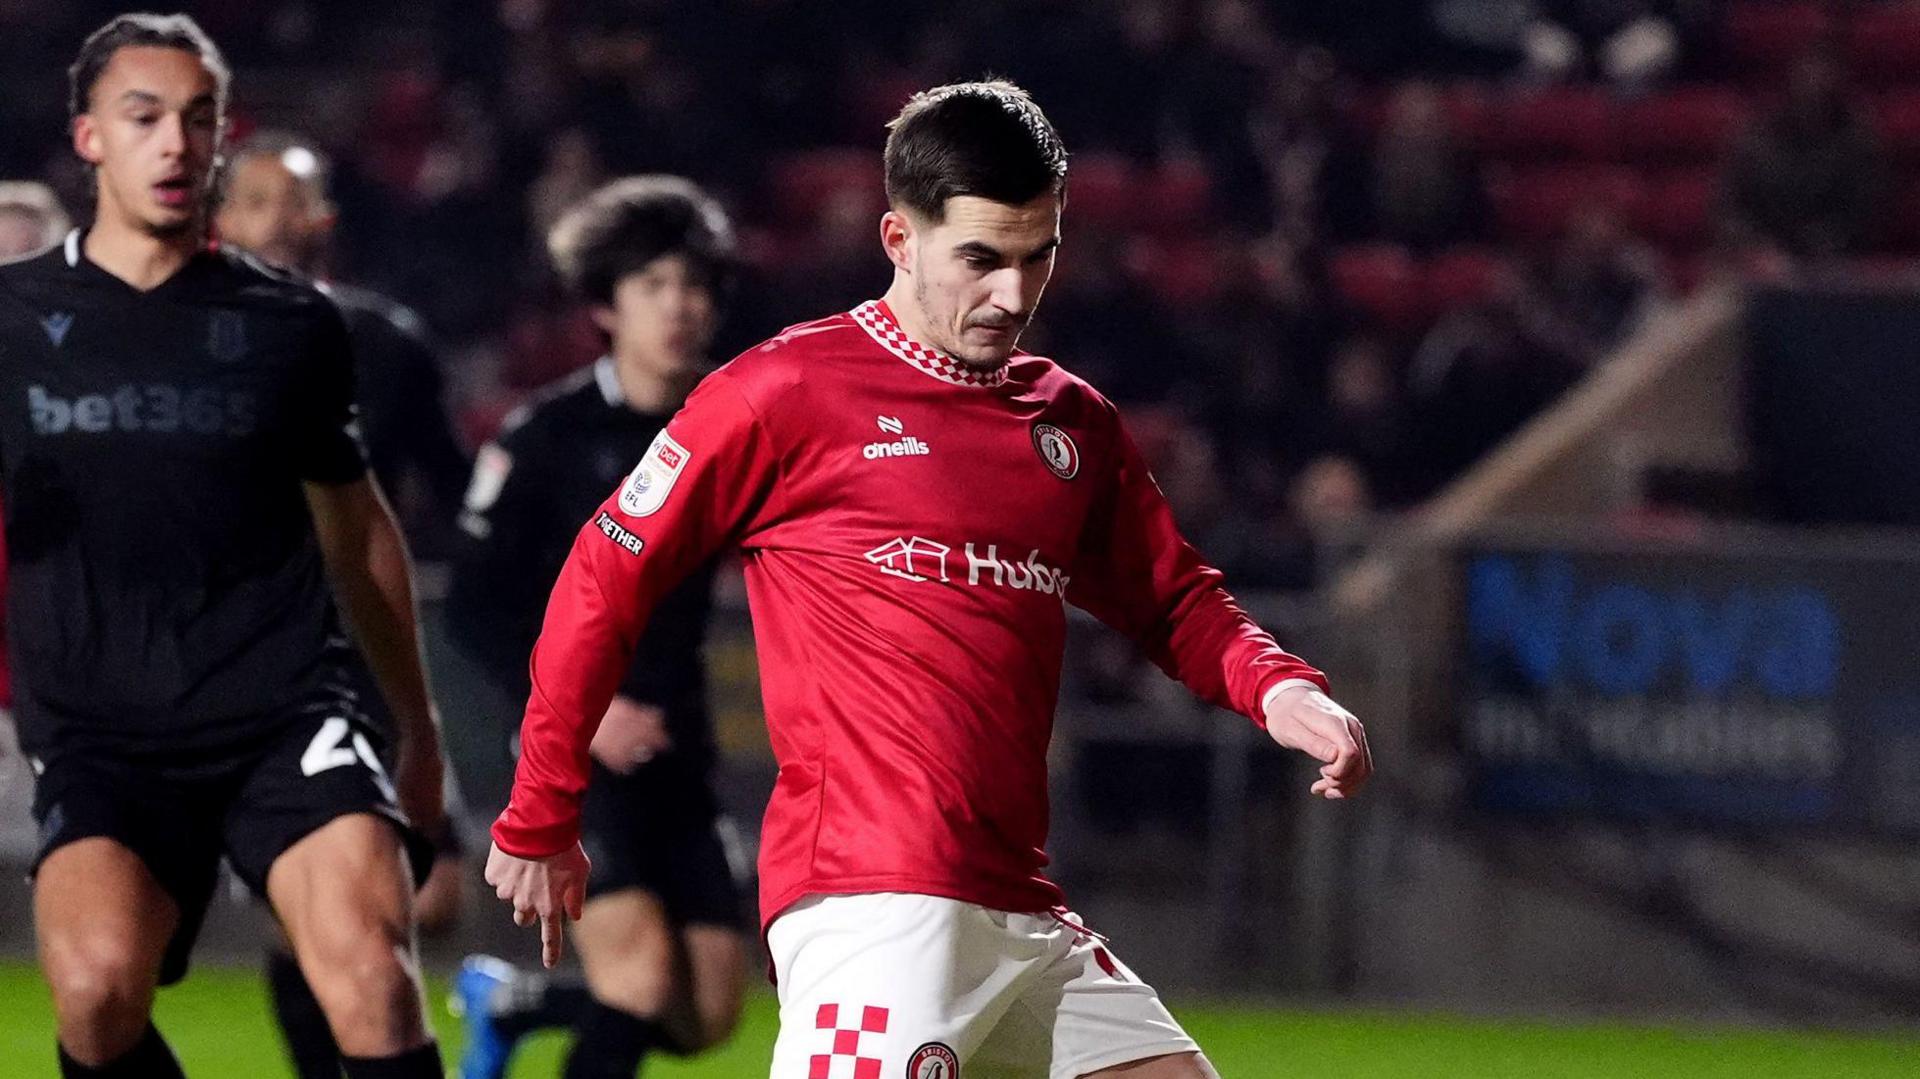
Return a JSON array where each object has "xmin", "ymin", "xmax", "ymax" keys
[
  {"xmin": 30, "ymin": 711, "xmax": 435, "ymax": 986},
  {"xmin": 579, "ymin": 756, "xmax": 749, "ymax": 930}
]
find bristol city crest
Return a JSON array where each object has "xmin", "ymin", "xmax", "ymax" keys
[
  {"xmin": 906, "ymin": 1042, "xmax": 959, "ymax": 1079},
  {"xmin": 1031, "ymin": 423, "xmax": 1079, "ymax": 480}
]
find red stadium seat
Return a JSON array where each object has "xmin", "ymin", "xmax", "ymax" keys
[
  {"xmin": 1488, "ymin": 165, "xmax": 1648, "ymax": 244},
  {"xmin": 1479, "ymin": 88, "xmax": 1619, "ymax": 161},
  {"xmin": 1135, "ymin": 160, "xmax": 1212, "ymax": 237},
  {"xmin": 1846, "ymin": 8, "xmax": 1920, "ymax": 88},
  {"xmin": 1329, "ymin": 243, "xmax": 1431, "ymax": 333},
  {"xmin": 1873, "ymin": 91, "xmax": 1920, "ymax": 163},
  {"xmin": 1620, "ymin": 87, "xmax": 1750, "ymax": 165},
  {"xmin": 1062, "ymin": 153, "xmax": 1140, "ymax": 231},
  {"xmin": 1722, "ymin": 3, "xmax": 1832, "ymax": 82},
  {"xmin": 765, "ymin": 148, "xmax": 885, "ymax": 227},
  {"xmin": 1124, "ymin": 236, "xmax": 1224, "ymax": 307},
  {"xmin": 1638, "ymin": 169, "xmax": 1720, "ymax": 247},
  {"xmin": 1423, "ymin": 248, "xmax": 1511, "ymax": 310}
]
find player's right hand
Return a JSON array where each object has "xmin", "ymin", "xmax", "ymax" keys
[
  {"xmin": 484, "ymin": 841, "xmax": 590, "ymax": 969},
  {"xmin": 1263, "ymin": 685, "xmax": 1373, "ymax": 800}
]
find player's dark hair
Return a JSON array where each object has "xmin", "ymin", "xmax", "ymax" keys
[
  {"xmin": 69, "ymin": 13, "xmax": 231, "ymax": 119},
  {"xmin": 547, "ymin": 175, "xmax": 738, "ymax": 307},
  {"xmin": 225, "ymin": 130, "xmax": 333, "ymax": 200},
  {"xmin": 884, "ymin": 80, "xmax": 1068, "ymax": 221}
]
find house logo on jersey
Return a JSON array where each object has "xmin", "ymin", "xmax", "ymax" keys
[
  {"xmin": 207, "ymin": 310, "xmax": 248, "ymax": 363},
  {"xmin": 908, "ymin": 1042, "xmax": 960, "ymax": 1079},
  {"xmin": 866, "ymin": 537, "xmax": 1071, "ymax": 598},
  {"xmin": 865, "ymin": 536, "xmax": 951, "ymax": 583},
  {"xmin": 863, "ymin": 415, "xmax": 932, "ymax": 460},
  {"xmin": 618, "ymin": 429, "xmax": 690, "ymax": 518},
  {"xmin": 40, "ymin": 311, "xmax": 74, "ymax": 347},
  {"xmin": 1031, "ymin": 423, "xmax": 1079, "ymax": 480}
]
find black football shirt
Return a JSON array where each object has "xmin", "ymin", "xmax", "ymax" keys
[
  {"xmin": 0, "ymin": 231, "xmax": 367, "ymax": 757},
  {"xmin": 443, "ymin": 359, "xmax": 718, "ymax": 772}
]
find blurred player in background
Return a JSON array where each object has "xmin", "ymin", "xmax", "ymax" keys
[
  {"xmin": 1, "ymin": 15, "xmax": 445, "ymax": 1077},
  {"xmin": 0, "ymin": 182, "xmax": 67, "ymax": 889},
  {"xmin": 214, "ymin": 130, "xmax": 469, "ymax": 1079},
  {"xmin": 485, "ymin": 80, "xmax": 1371, "ymax": 1079},
  {"xmin": 0, "ymin": 182, "xmax": 72, "ymax": 259},
  {"xmin": 216, "ymin": 130, "xmax": 470, "ymax": 560},
  {"xmin": 444, "ymin": 177, "xmax": 749, "ymax": 1078}
]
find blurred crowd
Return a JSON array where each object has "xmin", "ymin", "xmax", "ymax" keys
[{"xmin": 2, "ymin": 0, "xmax": 1913, "ymax": 588}]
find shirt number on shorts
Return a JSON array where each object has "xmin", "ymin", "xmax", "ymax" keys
[{"xmin": 300, "ymin": 716, "xmax": 396, "ymax": 802}]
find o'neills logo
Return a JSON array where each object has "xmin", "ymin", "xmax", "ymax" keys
[
  {"xmin": 862, "ymin": 414, "xmax": 932, "ymax": 459},
  {"xmin": 863, "ymin": 434, "xmax": 931, "ymax": 459},
  {"xmin": 964, "ymin": 542, "xmax": 1070, "ymax": 597}
]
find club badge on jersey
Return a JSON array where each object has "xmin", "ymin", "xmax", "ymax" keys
[
  {"xmin": 618, "ymin": 429, "xmax": 690, "ymax": 517},
  {"xmin": 1031, "ymin": 423, "xmax": 1079, "ymax": 480},
  {"xmin": 908, "ymin": 1042, "xmax": 961, "ymax": 1078}
]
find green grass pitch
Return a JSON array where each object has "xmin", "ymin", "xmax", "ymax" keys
[{"xmin": 0, "ymin": 961, "xmax": 1914, "ymax": 1077}]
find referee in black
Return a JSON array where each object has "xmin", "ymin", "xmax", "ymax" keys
[
  {"xmin": 1, "ymin": 15, "xmax": 445, "ymax": 1078},
  {"xmin": 443, "ymin": 177, "xmax": 749, "ymax": 1079},
  {"xmin": 214, "ymin": 130, "xmax": 470, "ymax": 1079}
]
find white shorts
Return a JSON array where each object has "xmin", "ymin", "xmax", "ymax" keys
[{"xmin": 766, "ymin": 892, "xmax": 1200, "ymax": 1079}]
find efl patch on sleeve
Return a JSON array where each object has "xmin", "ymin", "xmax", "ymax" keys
[{"xmin": 617, "ymin": 430, "xmax": 690, "ymax": 518}]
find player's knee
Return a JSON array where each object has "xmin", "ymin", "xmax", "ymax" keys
[{"xmin": 42, "ymin": 935, "xmax": 155, "ymax": 1050}]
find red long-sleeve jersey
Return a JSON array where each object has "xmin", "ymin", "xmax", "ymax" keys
[{"xmin": 493, "ymin": 300, "xmax": 1328, "ymax": 926}]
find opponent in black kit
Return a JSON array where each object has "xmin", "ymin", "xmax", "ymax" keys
[
  {"xmin": 214, "ymin": 129, "xmax": 469, "ymax": 1079},
  {"xmin": 0, "ymin": 16, "xmax": 446, "ymax": 1078},
  {"xmin": 215, "ymin": 131, "xmax": 470, "ymax": 558},
  {"xmin": 444, "ymin": 177, "xmax": 748, "ymax": 1079}
]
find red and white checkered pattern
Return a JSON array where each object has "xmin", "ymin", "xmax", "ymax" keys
[
  {"xmin": 809, "ymin": 1002, "xmax": 890, "ymax": 1079},
  {"xmin": 851, "ymin": 301, "xmax": 1011, "ymax": 389}
]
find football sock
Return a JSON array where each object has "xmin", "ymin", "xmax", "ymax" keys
[
  {"xmin": 265, "ymin": 947, "xmax": 341, "ymax": 1079},
  {"xmin": 562, "ymin": 1000, "xmax": 662, "ymax": 1078},
  {"xmin": 496, "ymin": 970, "xmax": 593, "ymax": 1037},
  {"xmin": 340, "ymin": 1042, "xmax": 443, "ymax": 1079},
  {"xmin": 57, "ymin": 1024, "xmax": 185, "ymax": 1079}
]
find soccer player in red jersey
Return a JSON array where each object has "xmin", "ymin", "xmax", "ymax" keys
[{"xmin": 487, "ymin": 80, "xmax": 1372, "ymax": 1078}]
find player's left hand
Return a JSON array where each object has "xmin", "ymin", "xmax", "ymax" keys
[{"xmin": 1263, "ymin": 684, "xmax": 1372, "ymax": 799}]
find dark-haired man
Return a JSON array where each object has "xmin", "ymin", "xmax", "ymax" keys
[
  {"xmin": 487, "ymin": 81, "xmax": 1373, "ymax": 1078},
  {"xmin": 214, "ymin": 128, "xmax": 468, "ymax": 1079},
  {"xmin": 444, "ymin": 175, "xmax": 749, "ymax": 1079},
  {"xmin": 1, "ymin": 15, "xmax": 444, "ymax": 1078}
]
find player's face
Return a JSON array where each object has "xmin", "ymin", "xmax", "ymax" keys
[
  {"xmin": 596, "ymin": 253, "xmax": 719, "ymax": 378},
  {"xmin": 73, "ymin": 46, "xmax": 222, "ymax": 238},
  {"xmin": 894, "ymin": 194, "xmax": 1060, "ymax": 368},
  {"xmin": 216, "ymin": 152, "xmax": 331, "ymax": 271}
]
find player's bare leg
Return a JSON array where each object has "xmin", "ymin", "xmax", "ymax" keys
[
  {"xmin": 575, "ymin": 890, "xmax": 677, "ymax": 1019},
  {"xmin": 267, "ymin": 813, "xmax": 433, "ymax": 1058},
  {"xmin": 670, "ymin": 923, "xmax": 748, "ymax": 1052},
  {"xmin": 34, "ymin": 838, "xmax": 178, "ymax": 1067},
  {"xmin": 570, "ymin": 889, "xmax": 745, "ymax": 1069},
  {"xmin": 1082, "ymin": 1051, "xmax": 1222, "ymax": 1079}
]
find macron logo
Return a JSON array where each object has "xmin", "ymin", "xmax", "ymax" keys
[
  {"xmin": 41, "ymin": 312, "xmax": 73, "ymax": 347},
  {"xmin": 863, "ymin": 415, "xmax": 931, "ymax": 460}
]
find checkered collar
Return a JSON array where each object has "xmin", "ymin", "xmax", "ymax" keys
[{"xmin": 851, "ymin": 300, "xmax": 1011, "ymax": 389}]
